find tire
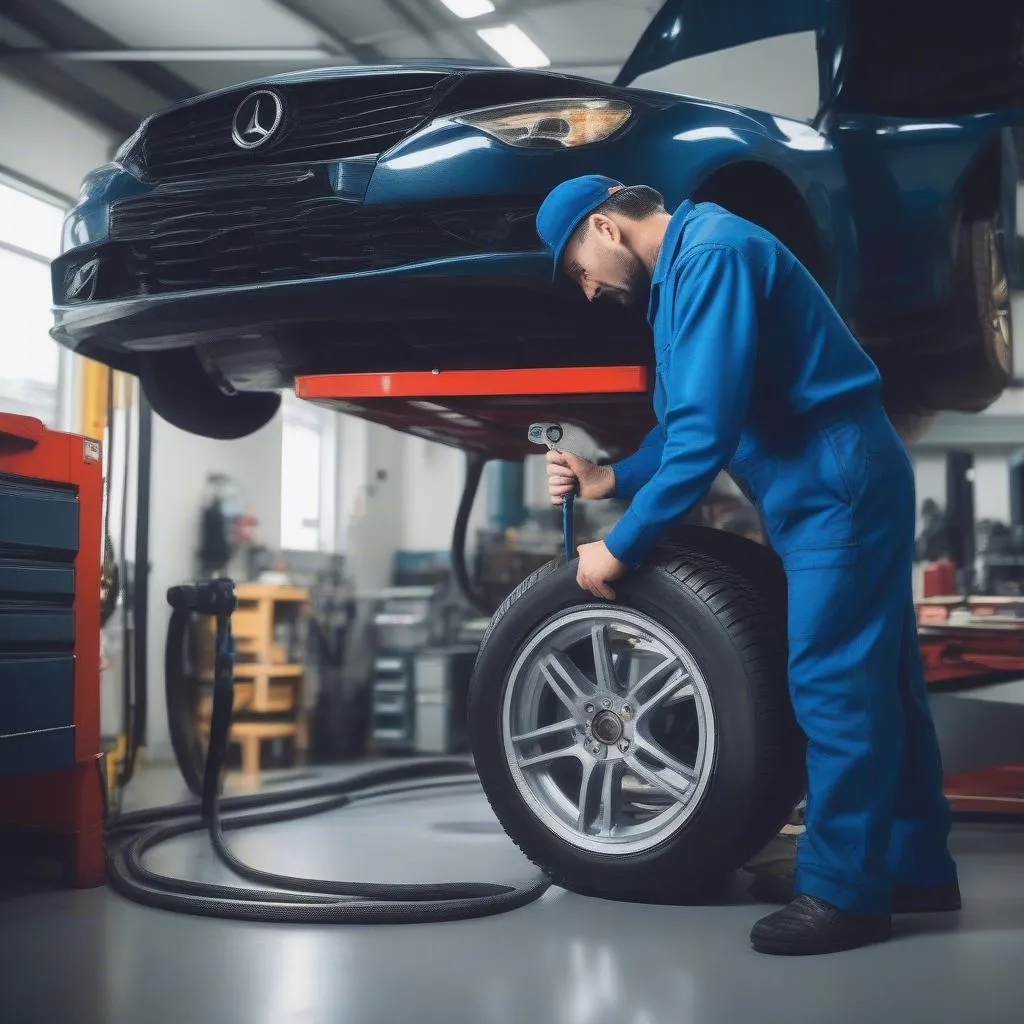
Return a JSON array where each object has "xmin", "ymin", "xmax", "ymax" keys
[
  {"xmin": 920, "ymin": 216, "xmax": 1013, "ymax": 412},
  {"xmin": 140, "ymin": 349, "xmax": 281, "ymax": 440},
  {"xmin": 876, "ymin": 215, "xmax": 1013, "ymax": 417},
  {"xmin": 468, "ymin": 537, "xmax": 805, "ymax": 902}
]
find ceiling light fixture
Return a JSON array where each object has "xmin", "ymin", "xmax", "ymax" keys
[
  {"xmin": 440, "ymin": 0, "xmax": 496, "ymax": 17},
  {"xmin": 476, "ymin": 24, "xmax": 550, "ymax": 68}
]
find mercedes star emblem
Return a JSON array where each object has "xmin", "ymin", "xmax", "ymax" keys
[{"xmin": 231, "ymin": 90, "xmax": 284, "ymax": 150}]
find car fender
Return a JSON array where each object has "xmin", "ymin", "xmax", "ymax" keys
[{"xmin": 646, "ymin": 110, "xmax": 854, "ymax": 307}]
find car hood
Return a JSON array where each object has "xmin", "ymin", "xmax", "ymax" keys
[{"xmin": 615, "ymin": 0, "xmax": 828, "ymax": 86}]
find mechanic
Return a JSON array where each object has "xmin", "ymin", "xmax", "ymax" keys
[{"xmin": 535, "ymin": 174, "xmax": 961, "ymax": 956}]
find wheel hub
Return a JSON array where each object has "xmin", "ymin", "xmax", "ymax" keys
[{"xmin": 591, "ymin": 710, "xmax": 624, "ymax": 745}]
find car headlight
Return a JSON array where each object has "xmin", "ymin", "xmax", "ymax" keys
[{"xmin": 453, "ymin": 98, "xmax": 632, "ymax": 149}]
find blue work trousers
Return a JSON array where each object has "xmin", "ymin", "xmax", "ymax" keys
[{"xmin": 766, "ymin": 407, "xmax": 958, "ymax": 915}]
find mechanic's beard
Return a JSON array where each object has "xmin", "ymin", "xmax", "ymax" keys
[{"xmin": 607, "ymin": 248, "xmax": 649, "ymax": 306}]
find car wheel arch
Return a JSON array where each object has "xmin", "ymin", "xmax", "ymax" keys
[
  {"xmin": 955, "ymin": 132, "xmax": 1006, "ymax": 224},
  {"xmin": 689, "ymin": 160, "xmax": 828, "ymax": 287}
]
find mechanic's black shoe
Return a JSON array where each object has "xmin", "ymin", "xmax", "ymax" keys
[
  {"xmin": 751, "ymin": 895, "xmax": 892, "ymax": 956},
  {"xmin": 749, "ymin": 873, "xmax": 962, "ymax": 913}
]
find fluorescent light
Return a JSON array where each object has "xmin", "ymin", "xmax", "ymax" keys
[
  {"xmin": 440, "ymin": 0, "xmax": 495, "ymax": 17},
  {"xmin": 476, "ymin": 24, "xmax": 550, "ymax": 67}
]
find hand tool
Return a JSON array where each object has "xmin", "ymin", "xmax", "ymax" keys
[{"xmin": 528, "ymin": 421, "xmax": 591, "ymax": 562}]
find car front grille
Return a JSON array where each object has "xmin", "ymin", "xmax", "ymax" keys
[
  {"xmin": 56, "ymin": 170, "xmax": 541, "ymax": 302},
  {"xmin": 137, "ymin": 72, "xmax": 453, "ymax": 180}
]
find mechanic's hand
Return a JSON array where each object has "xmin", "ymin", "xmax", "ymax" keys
[
  {"xmin": 576, "ymin": 541, "xmax": 627, "ymax": 601},
  {"xmin": 546, "ymin": 451, "xmax": 614, "ymax": 504}
]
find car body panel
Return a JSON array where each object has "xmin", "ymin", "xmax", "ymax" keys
[
  {"xmin": 51, "ymin": 99, "xmax": 859, "ymax": 404},
  {"xmin": 617, "ymin": 1, "xmax": 1024, "ymax": 120},
  {"xmin": 616, "ymin": 0, "xmax": 827, "ymax": 90},
  {"xmin": 53, "ymin": 92, "xmax": 1007, "ymax": 356},
  {"xmin": 832, "ymin": 114, "xmax": 1015, "ymax": 318}
]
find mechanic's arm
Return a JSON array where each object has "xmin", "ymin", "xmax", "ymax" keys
[
  {"xmin": 604, "ymin": 246, "xmax": 758, "ymax": 567},
  {"xmin": 608, "ymin": 425, "xmax": 665, "ymax": 500}
]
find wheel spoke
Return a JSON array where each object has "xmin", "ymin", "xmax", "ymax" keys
[
  {"xmin": 625, "ymin": 739, "xmax": 697, "ymax": 805},
  {"xmin": 599, "ymin": 761, "xmax": 624, "ymax": 837},
  {"xmin": 640, "ymin": 669, "xmax": 693, "ymax": 715},
  {"xmin": 540, "ymin": 652, "xmax": 597, "ymax": 713},
  {"xmin": 635, "ymin": 736, "xmax": 698, "ymax": 781},
  {"xmin": 511, "ymin": 719, "xmax": 577, "ymax": 744},
  {"xmin": 590, "ymin": 623, "xmax": 617, "ymax": 691},
  {"xmin": 576, "ymin": 759, "xmax": 625, "ymax": 836},
  {"xmin": 518, "ymin": 745, "xmax": 579, "ymax": 770},
  {"xmin": 576, "ymin": 757, "xmax": 602, "ymax": 831},
  {"xmin": 626, "ymin": 656, "xmax": 679, "ymax": 705}
]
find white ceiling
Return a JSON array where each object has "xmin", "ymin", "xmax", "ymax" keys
[
  {"xmin": 60, "ymin": 0, "xmax": 657, "ymax": 94},
  {"xmin": 65, "ymin": 0, "xmax": 328, "ymax": 50}
]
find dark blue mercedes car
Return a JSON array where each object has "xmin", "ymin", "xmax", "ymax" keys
[{"xmin": 50, "ymin": 0, "xmax": 1023, "ymax": 455}]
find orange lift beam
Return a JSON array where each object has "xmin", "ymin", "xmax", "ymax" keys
[{"xmin": 296, "ymin": 365, "xmax": 649, "ymax": 401}]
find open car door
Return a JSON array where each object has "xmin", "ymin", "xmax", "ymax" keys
[
  {"xmin": 616, "ymin": 0, "xmax": 1024, "ymax": 120},
  {"xmin": 615, "ymin": 0, "xmax": 827, "ymax": 91},
  {"xmin": 831, "ymin": 0, "xmax": 1024, "ymax": 118}
]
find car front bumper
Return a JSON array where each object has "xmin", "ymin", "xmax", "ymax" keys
[{"xmin": 50, "ymin": 107, "xmax": 688, "ymax": 377}]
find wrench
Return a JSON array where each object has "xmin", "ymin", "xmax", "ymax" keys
[{"xmin": 528, "ymin": 422, "xmax": 592, "ymax": 562}]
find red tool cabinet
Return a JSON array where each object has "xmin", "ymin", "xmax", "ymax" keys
[{"xmin": 0, "ymin": 411, "xmax": 105, "ymax": 887}]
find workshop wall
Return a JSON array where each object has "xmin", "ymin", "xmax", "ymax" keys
[
  {"xmin": 345, "ymin": 422, "xmax": 406, "ymax": 593},
  {"xmin": 0, "ymin": 73, "xmax": 117, "ymax": 199},
  {"xmin": 343, "ymin": 427, "xmax": 489, "ymax": 589},
  {"xmin": 399, "ymin": 435, "xmax": 484, "ymax": 552}
]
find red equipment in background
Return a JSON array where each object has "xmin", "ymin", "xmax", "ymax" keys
[
  {"xmin": 921, "ymin": 558, "xmax": 957, "ymax": 598},
  {"xmin": 0, "ymin": 411, "xmax": 105, "ymax": 887}
]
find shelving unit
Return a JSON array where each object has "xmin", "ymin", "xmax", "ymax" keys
[{"xmin": 195, "ymin": 582, "xmax": 308, "ymax": 782}]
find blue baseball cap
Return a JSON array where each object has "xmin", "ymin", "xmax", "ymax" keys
[{"xmin": 536, "ymin": 174, "xmax": 626, "ymax": 281}]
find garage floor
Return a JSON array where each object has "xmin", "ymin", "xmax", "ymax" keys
[{"xmin": 2, "ymin": 760, "xmax": 1023, "ymax": 1024}]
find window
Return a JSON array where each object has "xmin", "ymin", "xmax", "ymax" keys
[
  {"xmin": 279, "ymin": 391, "xmax": 337, "ymax": 552},
  {"xmin": 0, "ymin": 180, "xmax": 68, "ymax": 427}
]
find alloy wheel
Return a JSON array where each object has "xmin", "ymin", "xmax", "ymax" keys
[{"xmin": 501, "ymin": 606, "xmax": 717, "ymax": 855}]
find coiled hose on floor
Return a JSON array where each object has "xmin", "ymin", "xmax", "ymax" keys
[{"xmin": 105, "ymin": 579, "xmax": 552, "ymax": 923}]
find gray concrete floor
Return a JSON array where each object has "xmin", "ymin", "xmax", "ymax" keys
[
  {"xmin": 3, "ymin": 685, "xmax": 1024, "ymax": 1024},
  {"xmin": 2, "ymin": 764, "xmax": 1023, "ymax": 1024}
]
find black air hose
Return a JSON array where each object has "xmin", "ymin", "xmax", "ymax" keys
[
  {"xmin": 451, "ymin": 452, "xmax": 493, "ymax": 616},
  {"xmin": 106, "ymin": 579, "xmax": 552, "ymax": 923},
  {"xmin": 164, "ymin": 605, "xmax": 204, "ymax": 796}
]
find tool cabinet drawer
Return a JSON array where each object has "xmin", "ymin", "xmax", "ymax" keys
[
  {"xmin": 0, "ymin": 655, "xmax": 74, "ymax": 734},
  {"xmin": 0, "ymin": 608, "xmax": 74, "ymax": 649},
  {"xmin": 0, "ymin": 560, "xmax": 75, "ymax": 599},
  {"xmin": 0, "ymin": 478, "xmax": 78, "ymax": 555},
  {"xmin": 0, "ymin": 726, "xmax": 75, "ymax": 777}
]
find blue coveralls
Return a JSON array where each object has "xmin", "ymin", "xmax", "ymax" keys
[{"xmin": 603, "ymin": 200, "xmax": 958, "ymax": 915}]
